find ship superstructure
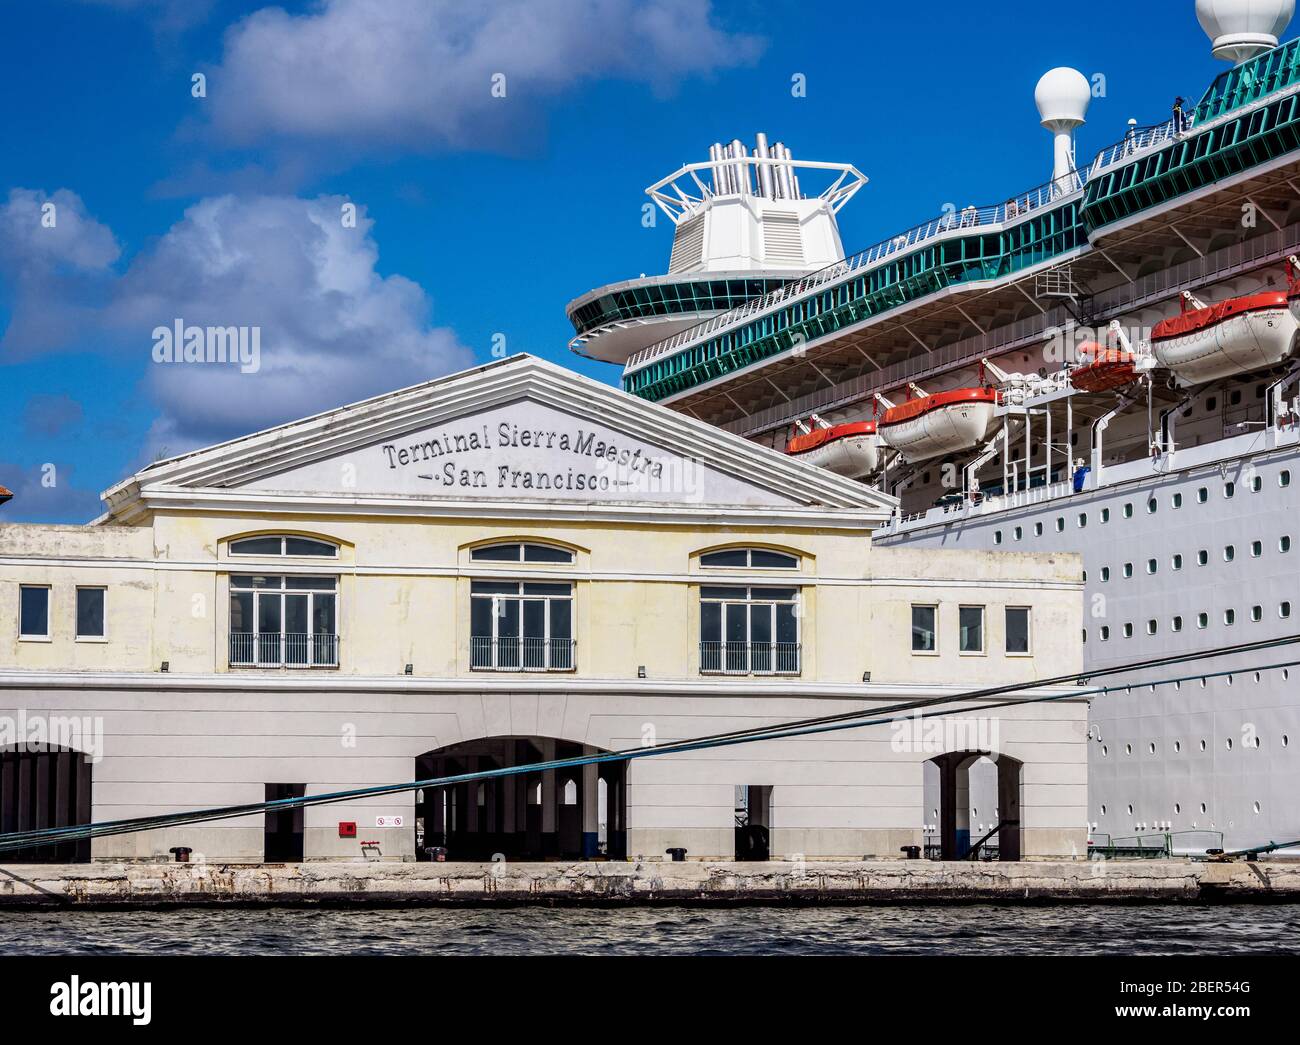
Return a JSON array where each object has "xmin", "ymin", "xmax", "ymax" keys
[{"xmin": 569, "ymin": 0, "xmax": 1300, "ymax": 853}]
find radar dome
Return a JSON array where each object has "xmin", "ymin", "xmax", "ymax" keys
[
  {"xmin": 1035, "ymin": 68, "xmax": 1092, "ymax": 128},
  {"xmin": 1196, "ymin": 0, "xmax": 1295, "ymax": 63}
]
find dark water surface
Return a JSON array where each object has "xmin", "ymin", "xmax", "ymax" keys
[{"xmin": 3, "ymin": 904, "xmax": 1299, "ymax": 956}]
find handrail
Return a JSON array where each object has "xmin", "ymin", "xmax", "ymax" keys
[{"xmin": 623, "ymin": 171, "xmax": 1084, "ymax": 374}]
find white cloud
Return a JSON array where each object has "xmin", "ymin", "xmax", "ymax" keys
[
  {"xmin": 1, "ymin": 190, "xmax": 475, "ymax": 457},
  {"xmin": 207, "ymin": 0, "xmax": 764, "ymax": 150}
]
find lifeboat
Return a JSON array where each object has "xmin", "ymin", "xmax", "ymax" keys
[
  {"xmin": 785, "ymin": 420, "xmax": 880, "ymax": 479},
  {"xmin": 1151, "ymin": 291, "xmax": 1298, "ymax": 385},
  {"xmin": 878, "ymin": 388, "xmax": 999, "ymax": 463},
  {"xmin": 1071, "ymin": 342, "xmax": 1139, "ymax": 393}
]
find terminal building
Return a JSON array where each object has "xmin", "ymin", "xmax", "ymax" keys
[{"xmin": 0, "ymin": 356, "xmax": 1086, "ymax": 863}]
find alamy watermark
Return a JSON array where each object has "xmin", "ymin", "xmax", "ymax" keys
[
  {"xmin": 151, "ymin": 318, "xmax": 261, "ymax": 374},
  {"xmin": 0, "ymin": 711, "xmax": 104, "ymax": 763}
]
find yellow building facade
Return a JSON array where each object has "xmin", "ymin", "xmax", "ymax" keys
[{"xmin": 0, "ymin": 356, "xmax": 1087, "ymax": 864}]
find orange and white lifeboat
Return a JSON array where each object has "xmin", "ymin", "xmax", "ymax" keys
[
  {"xmin": 878, "ymin": 388, "xmax": 999, "ymax": 463},
  {"xmin": 1152, "ymin": 291, "xmax": 1298, "ymax": 385},
  {"xmin": 785, "ymin": 420, "xmax": 880, "ymax": 479},
  {"xmin": 1071, "ymin": 342, "xmax": 1139, "ymax": 394}
]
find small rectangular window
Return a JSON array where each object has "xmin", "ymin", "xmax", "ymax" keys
[
  {"xmin": 959, "ymin": 606, "xmax": 985, "ymax": 654},
  {"xmin": 1005, "ymin": 607, "xmax": 1031, "ymax": 655},
  {"xmin": 911, "ymin": 605, "xmax": 937, "ymax": 653},
  {"xmin": 19, "ymin": 586, "xmax": 50, "ymax": 638},
  {"xmin": 76, "ymin": 587, "xmax": 106, "ymax": 639}
]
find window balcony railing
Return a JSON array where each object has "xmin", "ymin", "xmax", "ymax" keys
[
  {"xmin": 229, "ymin": 632, "xmax": 339, "ymax": 668},
  {"xmin": 700, "ymin": 641, "xmax": 801, "ymax": 676},
  {"xmin": 470, "ymin": 636, "xmax": 576, "ymax": 672}
]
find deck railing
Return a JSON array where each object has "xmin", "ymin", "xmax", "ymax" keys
[
  {"xmin": 470, "ymin": 636, "xmax": 576, "ymax": 672},
  {"xmin": 229, "ymin": 632, "xmax": 339, "ymax": 668}
]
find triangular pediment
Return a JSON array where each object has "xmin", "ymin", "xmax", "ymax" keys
[{"xmin": 102, "ymin": 356, "xmax": 896, "ymax": 522}]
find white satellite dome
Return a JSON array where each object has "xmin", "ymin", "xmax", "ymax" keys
[
  {"xmin": 1035, "ymin": 67, "xmax": 1092, "ymax": 128},
  {"xmin": 1196, "ymin": 0, "xmax": 1295, "ymax": 63}
]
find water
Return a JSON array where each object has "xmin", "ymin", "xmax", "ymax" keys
[{"xmin": 3, "ymin": 904, "xmax": 1298, "ymax": 956}]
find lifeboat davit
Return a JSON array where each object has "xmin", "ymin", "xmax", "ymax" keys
[
  {"xmin": 785, "ymin": 421, "xmax": 880, "ymax": 479},
  {"xmin": 1071, "ymin": 342, "xmax": 1139, "ymax": 393},
  {"xmin": 1151, "ymin": 291, "xmax": 1298, "ymax": 385},
  {"xmin": 878, "ymin": 388, "xmax": 999, "ymax": 463}
]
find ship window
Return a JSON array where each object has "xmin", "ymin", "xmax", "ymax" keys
[
  {"xmin": 1123, "ymin": 562, "xmax": 1134, "ymax": 578},
  {"xmin": 1101, "ymin": 508, "xmax": 1111, "ymax": 523},
  {"xmin": 1197, "ymin": 550, "xmax": 1209, "ymax": 566},
  {"xmin": 1172, "ymin": 616, "xmax": 1183, "ymax": 632},
  {"xmin": 1197, "ymin": 487, "xmax": 1208, "ymax": 503},
  {"xmin": 911, "ymin": 605, "xmax": 938, "ymax": 653},
  {"xmin": 1282, "ymin": 536, "xmax": 1292, "ymax": 553},
  {"xmin": 1055, "ymin": 517, "xmax": 1065, "ymax": 532},
  {"xmin": 1251, "ymin": 541, "xmax": 1262, "ymax": 557},
  {"xmin": 1281, "ymin": 470, "xmax": 1291, "ymax": 488},
  {"xmin": 1146, "ymin": 559, "xmax": 1157, "ymax": 574},
  {"xmin": 1172, "ymin": 492, "xmax": 1183, "ymax": 509},
  {"xmin": 1123, "ymin": 503, "xmax": 1134, "ymax": 518},
  {"xmin": 1146, "ymin": 619, "xmax": 1158, "ymax": 636},
  {"xmin": 1077, "ymin": 513, "xmax": 1087, "ymax": 528},
  {"xmin": 958, "ymin": 606, "xmax": 985, "ymax": 654},
  {"xmin": 1251, "ymin": 605, "xmax": 1263, "ymax": 622},
  {"xmin": 1123, "ymin": 623, "xmax": 1134, "ymax": 638},
  {"xmin": 1146, "ymin": 499, "xmax": 1157, "ymax": 515},
  {"xmin": 1172, "ymin": 554, "xmax": 1183, "ymax": 570},
  {"xmin": 1224, "ymin": 609, "xmax": 1236, "ymax": 626},
  {"xmin": 1034, "ymin": 522, "xmax": 1043, "ymax": 536},
  {"xmin": 1206, "ymin": 397, "xmax": 1217, "ymax": 412},
  {"xmin": 1250, "ymin": 474, "xmax": 1262, "ymax": 493},
  {"xmin": 700, "ymin": 548, "xmax": 799, "ymax": 569},
  {"xmin": 1100, "ymin": 626, "xmax": 1111, "ymax": 641},
  {"xmin": 1101, "ymin": 566, "xmax": 1111, "ymax": 582},
  {"xmin": 1224, "ymin": 481, "xmax": 1235, "ymax": 499},
  {"xmin": 1224, "ymin": 545, "xmax": 1235, "ymax": 562},
  {"xmin": 1230, "ymin": 391, "xmax": 1242, "ymax": 407},
  {"xmin": 1282, "ymin": 602, "xmax": 1293, "ymax": 619},
  {"xmin": 472, "ymin": 542, "xmax": 575, "ymax": 564},
  {"xmin": 230, "ymin": 535, "xmax": 338, "ymax": 558},
  {"xmin": 994, "ymin": 531, "xmax": 1004, "ymax": 545},
  {"xmin": 1013, "ymin": 526, "xmax": 1022, "ymax": 542},
  {"xmin": 1197, "ymin": 613, "xmax": 1209, "ymax": 629}
]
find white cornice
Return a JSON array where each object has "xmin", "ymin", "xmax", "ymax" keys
[{"xmin": 0, "ymin": 668, "xmax": 1087, "ymax": 704}]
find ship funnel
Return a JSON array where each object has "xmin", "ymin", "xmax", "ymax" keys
[
  {"xmin": 1196, "ymin": 0, "xmax": 1294, "ymax": 64},
  {"xmin": 755, "ymin": 132, "xmax": 774, "ymax": 199},
  {"xmin": 1035, "ymin": 67, "xmax": 1091, "ymax": 187}
]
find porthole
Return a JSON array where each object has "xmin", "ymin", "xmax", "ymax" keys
[
  {"xmin": 1200, "ymin": 802, "xmax": 1208, "ymax": 814},
  {"xmin": 1250, "ymin": 474, "xmax": 1262, "ymax": 492},
  {"xmin": 1148, "ymin": 742, "xmax": 1156, "ymax": 754},
  {"xmin": 1123, "ymin": 623, "xmax": 1134, "ymax": 638},
  {"xmin": 1102, "ymin": 745, "xmax": 1108, "ymax": 756},
  {"xmin": 1197, "ymin": 550, "xmax": 1209, "ymax": 566},
  {"xmin": 1172, "ymin": 492, "xmax": 1183, "ymax": 509},
  {"xmin": 1282, "ymin": 602, "xmax": 1293, "ymax": 619},
  {"xmin": 1101, "ymin": 566, "xmax": 1111, "ymax": 582},
  {"xmin": 1146, "ymin": 499, "xmax": 1157, "ymax": 515},
  {"xmin": 1281, "ymin": 470, "xmax": 1292, "ymax": 488},
  {"xmin": 1254, "ymin": 802, "xmax": 1262, "ymax": 814},
  {"xmin": 1224, "ymin": 609, "xmax": 1236, "ymax": 626},
  {"xmin": 1284, "ymin": 734, "xmax": 1290, "ymax": 748},
  {"xmin": 995, "ymin": 531, "xmax": 1004, "ymax": 545},
  {"xmin": 1123, "ymin": 562, "xmax": 1134, "ymax": 578},
  {"xmin": 1199, "ymin": 740, "xmax": 1207, "ymax": 751},
  {"xmin": 1174, "ymin": 741, "xmax": 1182, "ymax": 753},
  {"xmin": 1251, "ymin": 540, "xmax": 1262, "ymax": 557},
  {"xmin": 1014, "ymin": 526, "xmax": 1023, "ymax": 541},
  {"xmin": 1251, "ymin": 605, "xmax": 1262, "ymax": 622},
  {"xmin": 1122, "ymin": 503, "xmax": 1134, "ymax": 519},
  {"xmin": 1175, "ymin": 803, "xmax": 1181, "ymax": 814},
  {"xmin": 1101, "ymin": 804, "xmax": 1107, "ymax": 815},
  {"xmin": 1224, "ymin": 481, "xmax": 1235, "ymax": 499},
  {"xmin": 1056, "ymin": 518, "xmax": 1065, "ymax": 533},
  {"xmin": 1034, "ymin": 522, "xmax": 1044, "ymax": 536},
  {"xmin": 1125, "ymin": 743, "xmax": 1133, "ymax": 755},
  {"xmin": 1197, "ymin": 487, "xmax": 1208, "ymax": 503},
  {"xmin": 1147, "ymin": 619, "xmax": 1158, "ymax": 635},
  {"xmin": 1280, "ymin": 536, "xmax": 1292, "ymax": 553},
  {"xmin": 1147, "ymin": 559, "xmax": 1157, "ymax": 575},
  {"xmin": 1172, "ymin": 616, "xmax": 1183, "ymax": 632},
  {"xmin": 1197, "ymin": 613, "xmax": 1208, "ymax": 629},
  {"xmin": 1223, "ymin": 545, "xmax": 1235, "ymax": 562},
  {"xmin": 1100, "ymin": 626, "xmax": 1111, "ymax": 641},
  {"xmin": 1126, "ymin": 804, "xmax": 1134, "ymax": 816},
  {"xmin": 1101, "ymin": 507, "xmax": 1111, "ymax": 523},
  {"xmin": 1172, "ymin": 554, "xmax": 1183, "ymax": 570},
  {"xmin": 1078, "ymin": 513, "xmax": 1087, "ymax": 528}
]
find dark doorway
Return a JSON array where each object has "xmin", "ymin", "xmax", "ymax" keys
[
  {"xmin": 414, "ymin": 737, "xmax": 626, "ymax": 862},
  {"xmin": 929, "ymin": 752, "xmax": 1022, "ymax": 861},
  {"xmin": 264, "ymin": 783, "xmax": 306, "ymax": 862},
  {"xmin": 0, "ymin": 746, "xmax": 93, "ymax": 863},
  {"xmin": 734, "ymin": 785, "xmax": 773, "ymax": 861}
]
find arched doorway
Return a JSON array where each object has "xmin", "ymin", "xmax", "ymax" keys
[
  {"xmin": 927, "ymin": 751, "xmax": 1022, "ymax": 861},
  {"xmin": 413, "ymin": 738, "xmax": 626, "ymax": 861},
  {"xmin": 0, "ymin": 745, "xmax": 94, "ymax": 863}
]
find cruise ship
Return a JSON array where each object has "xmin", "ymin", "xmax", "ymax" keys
[{"xmin": 568, "ymin": 0, "xmax": 1300, "ymax": 854}]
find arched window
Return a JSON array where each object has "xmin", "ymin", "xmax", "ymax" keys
[
  {"xmin": 470, "ymin": 542, "xmax": 573, "ymax": 564},
  {"xmin": 700, "ymin": 547, "xmax": 799, "ymax": 569},
  {"xmin": 230, "ymin": 535, "xmax": 337, "ymax": 558}
]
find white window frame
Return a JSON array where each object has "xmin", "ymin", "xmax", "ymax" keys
[
  {"xmin": 229, "ymin": 575, "xmax": 339, "ymax": 668},
  {"xmin": 958, "ymin": 605, "xmax": 986, "ymax": 656},
  {"xmin": 74, "ymin": 585, "xmax": 108, "ymax": 643},
  {"xmin": 1004, "ymin": 606, "xmax": 1032, "ymax": 657},
  {"xmin": 229, "ymin": 535, "xmax": 339, "ymax": 559},
  {"xmin": 911, "ymin": 604, "xmax": 939, "ymax": 656},
  {"xmin": 18, "ymin": 584, "xmax": 52, "ymax": 642}
]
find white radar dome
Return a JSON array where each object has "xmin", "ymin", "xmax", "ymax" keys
[
  {"xmin": 1035, "ymin": 68, "xmax": 1092, "ymax": 128},
  {"xmin": 1196, "ymin": 0, "xmax": 1295, "ymax": 63}
]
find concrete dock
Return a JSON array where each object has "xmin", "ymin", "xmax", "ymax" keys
[{"xmin": 2, "ymin": 859, "xmax": 1299, "ymax": 906}]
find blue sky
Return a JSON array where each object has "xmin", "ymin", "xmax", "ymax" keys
[{"xmin": 0, "ymin": 0, "xmax": 1241, "ymax": 521}]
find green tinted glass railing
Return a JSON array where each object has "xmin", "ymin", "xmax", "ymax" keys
[
  {"xmin": 624, "ymin": 202, "xmax": 1084, "ymax": 401},
  {"xmin": 1083, "ymin": 88, "xmax": 1300, "ymax": 232},
  {"xmin": 569, "ymin": 277, "xmax": 793, "ymax": 336},
  {"xmin": 1192, "ymin": 36, "xmax": 1300, "ymax": 125}
]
